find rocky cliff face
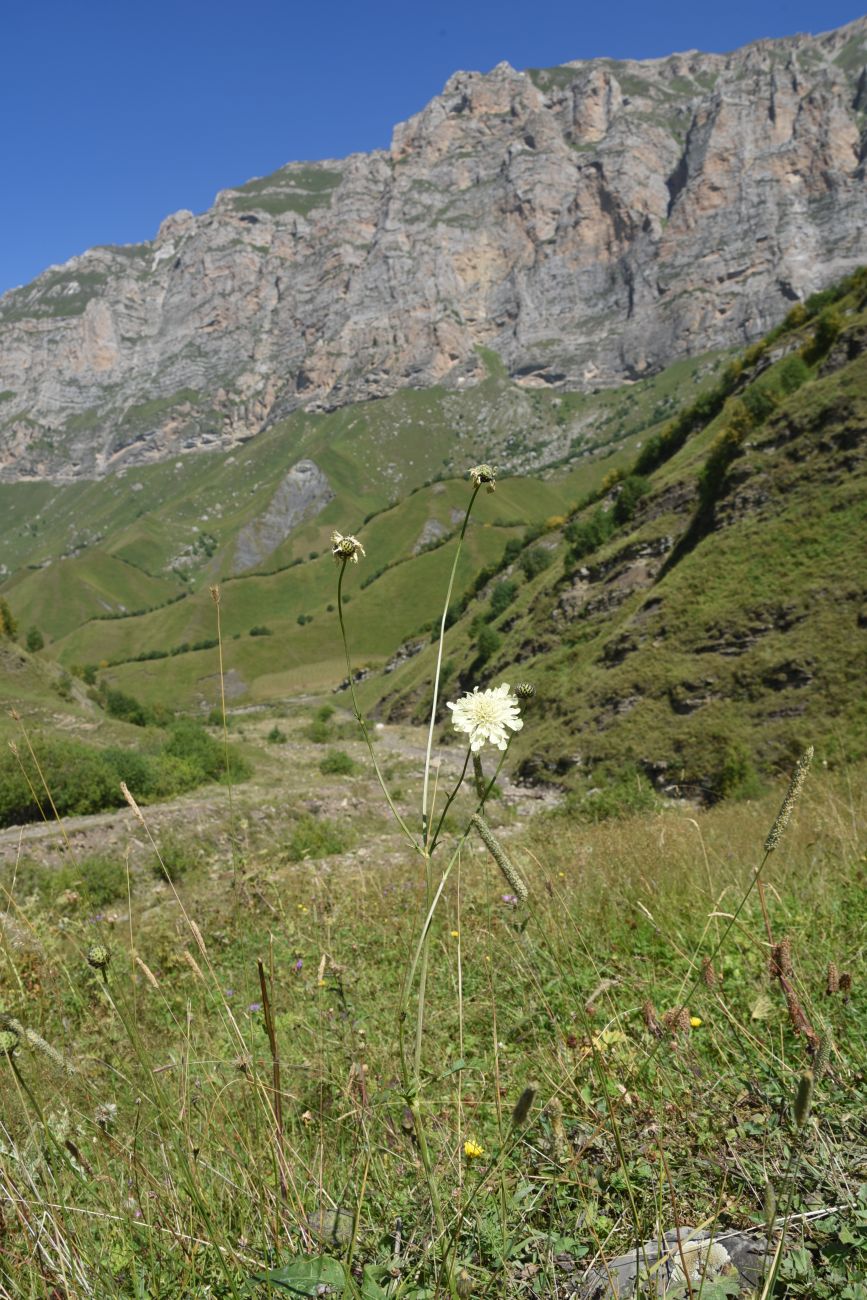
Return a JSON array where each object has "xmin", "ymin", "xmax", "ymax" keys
[{"xmin": 2, "ymin": 18, "xmax": 867, "ymax": 480}]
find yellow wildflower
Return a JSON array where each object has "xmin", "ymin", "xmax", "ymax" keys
[
  {"xmin": 690, "ymin": 1016, "xmax": 703, "ymax": 1028},
  {"xmin": 464, "ymin": 1139, "xmax": 484, "ymax": 1159}
]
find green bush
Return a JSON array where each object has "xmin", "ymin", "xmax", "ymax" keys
[
  {"xmin": 25, "ymin": 626, "xmax": 44, "ymax": 652},
  {"xmin": 519, "ymin": 546, "xmax": 552, "ymax": 580},
  {"xmin": 267, "ymin": 725, "xmax": 288, "ymax": 744},
  {"xmin": 565, "ymin": 508, "xmax": 615, "ymax": 561},
  {"xmin": 103, "ymin": 687, "xmax": 153, "ymax": 727},
  {"xmin": 803, "ymin": 307, "xmax": 842, "ymax": 365},
  {"xmin": 488, "ymin": 580, "xmax": 518, "ymax": 620},
  {"xmin": 741, "ymin": 384, "xmax": 779, "ymax": 425},
  {"xmin": 0, "ymin": 597, "xmax": 17, "ymax": 639},
  {"xmin": 612, "ymin": 475, "xmax": 649, "ymax": 525},
  {"xmin": 564, "ymin": 769, "xmax": 660, "ymax": 823},
  {"xmin": 778, "ymin": 354, "xmax": 811, "ymax": 395},
  {"xmin": 319, "ymin": 750, "xmax": 357, "ymax": 776},
  {"xmin": 163, "ymin": 721, "xmax": 250, "ymax": 784},
  {"xmin": 285, "ymin": 814, "xmax": 350, "ymax": 861},
  {"xmin": 0, "ymin": 740, "xmax": 121, "ymax": 827},
  {"xmin": 713, "ymin": 743, "xmax": 764, "ymax": 802},
  {"xmin": 249, "ymin": 625, "xmax": 272, "ymax": 637},
  {"xmin": 474, "ymin": 626, "xmax": 501, "ymax": 665},
  {"xmin": 152, "ymin": 831, "xmax": 199, "ymax": 882},
  {"xmin": 58, "ymin": 854, "xmax": 129, "ymax": 908}
]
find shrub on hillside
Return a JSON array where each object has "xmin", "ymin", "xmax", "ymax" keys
[
  {"xmin": 488, "ymin": 580, "xmax": 518, "ymax": 620},
  {"xmin": 612, "ymin": 474, "xmax": 650, "ymax": 525},
  {"xmin": 519, "ymin": 546, "xmax": 553, "ymax": 580},
  {"xmin": 778, "ymin": 354, "xmax": 810, "ymax": 394},
  {"xmin": 474, "ymin": 625, "xmax": 501, "ymax": 665},
  {"xmin": 319, "ymin": 750, "xmax": 357, "ymax": 776},
  {"xmin": 0, "ymin": 740, "xmax": 122, "ymax": 827},
  {"xmin": 0, "ymin": 598, "xmax": 18, "ymax": 639},
  {"xmin": 163, "ymin": 721, "xmax": 250, "ymax": 783},
  {"xmin": 564, "ymin": 508, "xmax": 615, "ymax": 562},
  {"xmin": 564, "ymin": 768, "xmax": 660, "ymax": 822},
  {"xmin": 285, "ymin": 813, "xmax": 350, "ymax": 860}
]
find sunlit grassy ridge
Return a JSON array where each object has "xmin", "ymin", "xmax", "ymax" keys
[{"xmin": 371, "ymin": 277, "xmax": 867, "ymax": 799}]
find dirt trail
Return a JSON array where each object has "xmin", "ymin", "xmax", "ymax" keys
[{"xmin": 0, "ymin": 723, "xmax": 557, "ymax": 867}]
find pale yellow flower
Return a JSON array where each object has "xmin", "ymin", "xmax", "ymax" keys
[{"xmin": 447, "ymin": 683, "xmax": 523, "ymax": 753}]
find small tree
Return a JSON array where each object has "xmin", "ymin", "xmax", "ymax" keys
[
  {"xmin": 0, "ymin": 598, "xmax": 17, "ymax": 640},
  {"xmin": 26, "ymin": 626, "xmax": 44, "ymax": 653}
]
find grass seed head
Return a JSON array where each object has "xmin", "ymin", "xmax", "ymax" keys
[
  {"xmin": 511, "ymin": 1085, "xmax": 536, "ymax": 1127},
  {"xmin": 794, "ymin": 1069, "xmax": 814, "ymax": 1129},
  {"xmin": 470, "ymin": 814, "xmax": 528, "ymax": 902},
  {"xmin": 764, "ymin": 745, "xmax": 813, "ymax": 853}
]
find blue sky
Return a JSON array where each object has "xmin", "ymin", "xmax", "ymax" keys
[{"xmin": 1, "ymin": 1, "xmax": 863, "ymax": 294}]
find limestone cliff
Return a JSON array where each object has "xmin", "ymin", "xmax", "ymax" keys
[{"xmin": 2, "ymin": 17, "xmax": 866, "ymax": 480}]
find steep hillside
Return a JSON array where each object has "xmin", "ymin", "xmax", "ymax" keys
[
  {"xmin": 2, "ymin": 19, "xmax": 867, "ymax": 479},
  {"xmin": 0, "ymin": 347, "xmax": 726, "ymax": 682},
  {"xmin": 370, "ymin": 274, "xmax": 867, "ymax": 798}
]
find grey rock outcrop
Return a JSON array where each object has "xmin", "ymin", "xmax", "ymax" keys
[
  {"xmin": 2, "ymin": 18, "xmax": 867, "ymax": 480},
  {"xmin": 232, "ymin": 459, "xmax": 333, "ymax": 572}
]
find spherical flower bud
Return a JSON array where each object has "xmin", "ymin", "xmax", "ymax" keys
[
  {"xmin": 87, "ymin": 944, "xmax": 111, "ymax": 971},
  {"xmin": 468, "ymin": 464, "xmax": 497, "ymax": 493},
  {"xmin": 514, "ymin": 682, "xmax": 536, "ymax": 700},
  {"xmin": 330, "ymin": 531, "xmax": 366, "ymax": 565},
  {"xmin": 0, "ymin": 1023, "xmax": 19, "ymax": 1056}
]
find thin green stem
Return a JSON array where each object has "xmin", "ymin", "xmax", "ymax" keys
[
  {"xmin": 428, "ymin": 747, "xmax": 472, "ymax": 853},
  {"xmin": 421, "ymin": 484, "xmax": 481, "ymax": 845}
]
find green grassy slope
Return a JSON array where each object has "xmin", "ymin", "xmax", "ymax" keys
[
  {"xmin": 0, "ymin": 349, "xmax": 725, "ymax": 655},
  {"xmin": 370, "ymin": 277, "xmax": 867, "ymax": 797}
]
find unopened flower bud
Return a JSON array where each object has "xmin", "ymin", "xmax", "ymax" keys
[{"xmin": 87, "ymin": 944, "xmax": 110, "ymax": 971}]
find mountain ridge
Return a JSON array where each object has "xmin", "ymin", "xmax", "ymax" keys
[{"xmin": 2, "ymin": 17, "xmax": 867, "ymax": 480}]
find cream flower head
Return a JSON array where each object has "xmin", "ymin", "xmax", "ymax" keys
[
  {"xmin": 469, "ymin": 464, "xmax": 497, "ymax": 492},
  {"xmin": 447, "ymin": 683, "xmax": 523, "ymax": 752},
  {"xmin": 330, "ymin": 531, "xmax": 366, "ymax": 564}
]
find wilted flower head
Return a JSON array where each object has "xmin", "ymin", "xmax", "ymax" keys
[
  {"xmin": 447, "ymin": 683, "xmax": 523, "ymax": 752},
  {"xmin": 95, "ymin": 1101, "xmax": 118, "ymax": 1131},
  {"xmin": 469, "ymin": 464, "xmax": 497, "ymax": 493},
  {"xmin": 330, "ymin": 531, "xmax": 366, "ymax": 565}
]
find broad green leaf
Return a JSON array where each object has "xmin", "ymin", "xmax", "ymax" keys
[{"xmin": 249, "ymin": 1254, "xmax": 346, "ymax": 1295}]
